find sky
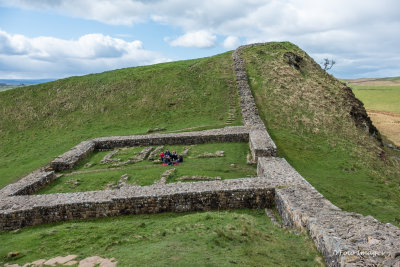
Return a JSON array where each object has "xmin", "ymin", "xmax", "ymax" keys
[{"xmin": 0, "ymin": 0, "xmax": 399, "ymax": 79}]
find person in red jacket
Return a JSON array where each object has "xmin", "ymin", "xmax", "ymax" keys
[{"xmin": 160, "ymin": 152, "xmax": 165, "ymax": 161}]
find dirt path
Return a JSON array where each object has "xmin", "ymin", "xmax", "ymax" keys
[{"xmin": 367, "ymin": 110, "xmax": 400, "ymax": 146}]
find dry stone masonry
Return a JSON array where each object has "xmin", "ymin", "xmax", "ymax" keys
[{"xmin": 0, "ymin": 43, "xmax": 399, "ymax": 267}]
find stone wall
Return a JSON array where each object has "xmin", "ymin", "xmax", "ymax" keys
[
  {"xmin": 0, "ymin": 171, "xmax": 56, "ymax": 197},
  {"xmin": 50, "ymin": 126, "xmax": 249, "ymax": 171},
  {"xmin": 51, "ymin": 140, "xmax": 96, "ymax": 171},
  {"xmin": 0, "ymin": 178, "xmax": 274, "ymax": 230},
  {"xmin": 93, "ymin": 126, "xmax": 250, "ymax": 149},
  {"xmin": 232, "ymin": 45, "xmax": 277, "ymax": 159},
  {"xmin": 258, "ymin": 156, "xmax": 400, "ymax": 267},
  {"xmin": 235, "ymin": 43, "xmax": 400, "ymax": 266}
]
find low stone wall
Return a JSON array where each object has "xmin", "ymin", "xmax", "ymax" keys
[
  {"xmin": 249, "ymin": 129, "xmax": 276, "ymax": 160},
  {"xmin": 258, "ymin": 157, "xmax": 400, "ymax": 266},
  {"xmin": 49, "ymin": 126, "xmax": 250, "ymax": 172},
  {"xmin": 0, "ymin": 178, "xmax": 274, "ymax": 230},
  {"xmin": 93, "ymin": 126, "xmax": 250, "ymax": 149},
  {"xmin": 0, "ymin": 171, "xmax": 56, "ymax": 197},
  {"xmin": 51, "ymin": 140, "xmax": 96, "ymax": 171}
]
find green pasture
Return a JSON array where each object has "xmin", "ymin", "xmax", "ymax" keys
[{"xmin": 351, "ymin": 85, "xmax": 400, "ymax": 113}]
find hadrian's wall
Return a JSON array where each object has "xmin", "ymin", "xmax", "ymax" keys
[
  {"xmin": 0, "ymin": 178, "xmax": 274, "ymax": 230},
  {"xmin": 235, "ymin": 44, "xmax": 400, "ymax": 266},
  {"xmin": 0, "ymin": 43, "xmax": 399, "ymax": 266}
]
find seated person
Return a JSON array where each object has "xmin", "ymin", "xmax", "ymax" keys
[
  {"xmin": 165, "ymin": 149, "xmax": 171, "ymax": 157},
  {"xmin": 171, "ymin": 150, "xmax": 178, "ymax": 161},
  {"xmin": 177, "ymin": 155, "xmax": 183, "ymax": 163},
  {"xmin": 160, "ymin": 152, "xmax": 165, "ymax": 161},
  {"xmin": 163, "ymin": 155, "xmax": 171, "ymax": 164}
]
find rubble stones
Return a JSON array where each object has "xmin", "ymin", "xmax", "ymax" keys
[
  {"xmin": 4, "ymin": 255, "xmax": 116, "ymax": 267},
  {"xmin": 154, "ymin": 168, "xmax": 176, "ymax": 185},
  {"xmin": 182, "ymin": 147, "xmax": 191, "ymax": 156},
  {"xmin": 195, "ymin": 151, "xmax": 224, "ymax": 158},
  {"xmin": 130, "ymin": 146, "xmax": 153, "ymax": 162},
  {"xmin": 100, "ymin": 149, "xmax": 120, "ymax": 164},
  {"xmin": 148, "ymin": 145, "xmax": 164, "ymax": 160}
]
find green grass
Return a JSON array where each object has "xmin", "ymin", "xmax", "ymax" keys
[
  {"xmin": 0, "ymin": 209, "xmax": 323, "ymax": 267},
  {"xmin": 0, "ymin": 52, "xmax": 242, "ymax": 188},
  {"xmin": 351, "ymin": 85, "xmax": 400, "ymax": 113},
  {"xmin": 37, "ymin": 143, "xmax": 257, "ymax": 194},
  {"xmin": 241, "ymin": 42, "xmax": 400, "ymax": 226}
]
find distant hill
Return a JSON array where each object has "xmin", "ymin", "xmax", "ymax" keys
[
  {"xmin": 344, "ymin": 76, "xmax": 400, "ymax": 86},
  {"xmin": 0, "ymin": 79, "xmax": 56, "ymax": 92},
  {"xmin": 0, "ymin": 78, "xmax": 55, "ymax": 85}
]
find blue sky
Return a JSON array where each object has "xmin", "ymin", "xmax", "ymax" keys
[{"xmin": 0, "ymin": 0, "xmax": 399, "ymax": 79}]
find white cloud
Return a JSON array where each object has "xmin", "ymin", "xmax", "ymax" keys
[
  {"xmin": 0, "ymin": 30, "xmax": 169, "ymax": 78},
  {"xmin": 169, "ymin": 31, "xmax": 216, "ymax": 48},
  {"xmin": 223, "ymin": 36, "xmax": 240, "ymax": 50},
  {"xmin": 5, "ymin": 0, "xmax": 148, "ymax": 26},
  {"xmin": 1, "ymin": 0, "xmax": 400, "ymax": 77}
]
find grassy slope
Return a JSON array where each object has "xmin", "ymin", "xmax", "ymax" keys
[
  {"xmin": 351, "ymin": 85, "xmax": 400, "ymax": 113},
  {"xmin": 0, "ymin": 52, "xmax": 242, "ymax": 188},
  {"xmin": 241, "ymin": 42, "xmax": 400, "ymax": 226},
  {"xmin": 0, "ymin": 210, "xmax": 323, "ymax": 267}
]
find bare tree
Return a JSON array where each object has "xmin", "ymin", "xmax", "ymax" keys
[{"xmin": 322, "ymin": 58, "xmax": 336, "ymax": 71}]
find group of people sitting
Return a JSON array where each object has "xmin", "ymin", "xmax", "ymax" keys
[{"xmin": 160, "ymin": 149, "xmax": 183, "ymax": 165}]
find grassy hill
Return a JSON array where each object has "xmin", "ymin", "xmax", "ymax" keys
[
  {"xmin": 0, "ymin": 52, "xmax": 242, "ymax": 188},
  {"xmin": 240, "ymin": 42, "xmax": 400, "ymax": 225}
]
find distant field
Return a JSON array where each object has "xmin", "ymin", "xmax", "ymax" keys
[
  {"xmin": 344, "ymin": 76, "xmax": 400, "ymax": 86},
  {"xmin": 350, "ymin": 84, "xmax": 400, "ymax": 146},
  {"xmin": 351, "ymin": 85, "xmax": 400, "ymax": 114},
  {"xmin": 0, "ymin": 84, "xmax": 24, "ymax": 92},
  {"xmin": 0, "ymin": 79, "xmax": 54, "ymax": 92}
]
